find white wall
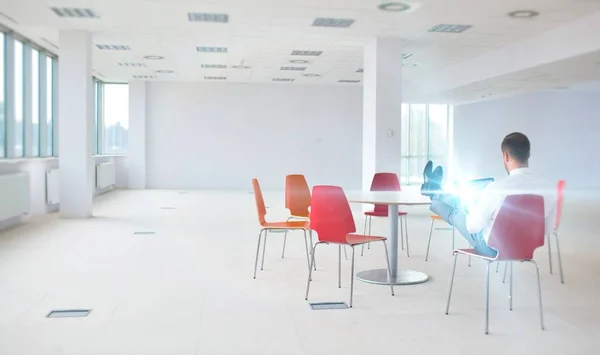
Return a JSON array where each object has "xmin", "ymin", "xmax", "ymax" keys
[
  {"xmin": 453, "ymin": 90, "xmax": 600, "ymax": 191},
  {"xmin": 145, "ymin": 82, "xmax": 363, "ymax": 190}
]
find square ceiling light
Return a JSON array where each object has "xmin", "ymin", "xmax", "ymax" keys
[
  {"xmin": 204, "ymin": 76, "xmax": 227, "ymax": 80},
  {"xmin": 197, "ymin": 46, "xmax": 228, "ymax": 53},
  {"xmin": 280, "ymin": 66, "xmax": 306, "ymax": 71},
  {"xmin": 201, "ymin": 64, "xmax": 227, "ymax": 69},
  {"xmin": 273, "ymin": 78, "xmax": 295, "ymax": 82},
  {"xmin": 291, "ymin": 50, "xmax": 323, "ymax": 56},
  {"xmin": 339, "ymin": 79, "xmax": 361, "ymax": 83},
  {"xmin": 429, "ymin": 24, "xmax": 472, "ymax": 33},
  {"xmin": 96, "ymin": 44, "xmax": 131, "ymax": 51},
  {"xmin": 312, "ymin": 18, "xmax": 355, "ymax": 28},
  {"xmin": 188, "ymin": 12, "xmax": 229, "ymax": 23},
  {"xmin": 51, "ymin": 7, "xmax": 98, "ymax": 18}
]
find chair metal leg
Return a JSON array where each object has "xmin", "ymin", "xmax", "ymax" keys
[
  {"xmin": 445, "ymin": 252, "xmax": 459, "ymax": 315},
  {"xmin": 282, "ymin": 233, "xmax": 287, "ymax": 259},
  {"xmin": 555, "ymin": 231, "xmax": 564, "ymax": 284},
  {"xmin": 425, "ymin": 219, "xmax": 435, "ymax": 261},
  {"xmin": 367, "ymin": 217, "xmax": 372, "ymax": 250},
  {"xmin": 547, "ymin": 233, "xmax": 553, "ymax": 275},
  {"xmin": 496, "ymin": 262, "xmax": 500, "ymax": 273},
  {"xmin": 260, "ymin": 230, "xmax": 269, "ymax": 270},
  {"xmin": 305, "ymin": 243, "xmax": 320, "ymax": 300},
  {"xmin": 530, "ymin": 260, "xmax": 545, "ymax": 330},
  {"xmin": 253, "ymin": 229, "xmax": 265, "ymax": 279},
  {"xmin": 349, "ymin": 246, "xmax": 356, "ymax": 308},
  {"xmin": 400, "ymin": 216, "xmax": 405, "ymax": 251},
  {"xmin": 344, "ymin": 246, "xmax": 348, "ymax": 260},
  {"xmin": 452, "ymin": 227, "xmax": 455, "ymax": 250},
  {"xmin": 361, "ymin": 217, "xmax": 368, "ymax": 256},
  {"xmin": 338, "ymin": 245, "xmax": 342, "ymax": 288},
  {"xmin": 404, "ymin": 216, "xmax": 410, "ymax": 257},
  {"xmin": 485, "ymin": 262, "xmax": 491, "ymax": 335},
  {"xmin": 468, "ymin": 256, "xmax": 471, "ymax": 267},
  {"xmin": 509, "ymin": 262, "xmax": 514, "ymax": 311},
  {"xmin": 382, "ymin": 241, "xmax": 395, "ymax": 296},
  {"xmin": 303, "ymin": 230, "xmax": 311, "ymax": 272},
  {"xmin": 309, "ymin": 229, "xmax": 317, "ymax": 270},
  {"xmin": 502, "ymin": 262, "xmax": 508, "ymax": 283}
]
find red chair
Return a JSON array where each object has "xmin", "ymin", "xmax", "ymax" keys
[
  {"xmin": 305, "ymin": 185, "xmax": 394, "ymax": 308},
  {"xmin": 548, "ymin": 180, "xmax": 566, "ymax": 283},
  {"xmin": 361, "ymin": 173, "xmax": 409, "ymax": 257},
  {"xmin": 445, "ymin": 195, "xmax": 546, "ymax": 334}
]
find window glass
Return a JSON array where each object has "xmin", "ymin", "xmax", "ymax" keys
[
  {"xmin": 46, "ymin": 56, "xmax": 53, "ymax": 156},
  {"xmin": 428, "ymin": 104, "xmax": 449, "ymax": 156},
  {"xmin": 14, "ymin": 40, "xmax": 24, "ymax": 157},
  {"xmin": 102, "ymin": 84, "xmax": 128, "ymax": 154},
  {"xmin": 0, "ymin": 33, "xmax": 5, "ymax": 157},
  {"xmin": 31, "ymin": 48, "xmax": 40, "ymax": 156},
  {"xmin": 408, "ymin": 104, "xmax": 427, "ymax": 156}
]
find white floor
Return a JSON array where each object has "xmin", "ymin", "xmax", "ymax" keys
[{"xmin": 0, "ymin": 189, "xmax": 599, "ymax": 355}]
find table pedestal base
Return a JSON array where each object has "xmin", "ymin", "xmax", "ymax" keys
[{"xmin": 356, "ymin": 269, "xmax": 429, "ymax": 285}]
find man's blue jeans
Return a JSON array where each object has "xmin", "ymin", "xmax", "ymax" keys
[{"xmin": 430, "ymin": 194, "xmax": 497, "ymax": 257}]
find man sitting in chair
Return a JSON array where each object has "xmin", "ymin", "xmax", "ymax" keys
[{"xmin": 421, "ymin": 132, "xmax": 557, "ymax": 257}]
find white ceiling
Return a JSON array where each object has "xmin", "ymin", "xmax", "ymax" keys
[{"xmin": 2, "ymin": 0, "xmax": 600, "ymax": 101}]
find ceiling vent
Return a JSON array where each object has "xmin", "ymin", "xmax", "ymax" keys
[
  {"xmin": 402, "ymin": 53, "xmax": 414, "ymax": 59},
  {"xmin": 197, "ymin": 46, "xmax": 228, "ymax": 53},
  {"xmin": 188, "ymin": 12, "xmax": 229, "ymax": 23},
  {"xmin": 204, "ymin": 76, "xmax": 227, "ymax": 80},
  {"xmin": 339, "ymin": 79, "xmax": 361, "ymax": 83},
  {"xmin": 144, "ymin": 55, "xmax": 164, "ymax": 60},
  {"xmin": 201, "ymin": 64, "xmax": 227, "ymax": 69},
  {"xmin": 428, "ymin": 24, "xmax": 472, "ymax": 33},
  {"xmin": 96, "ymin": 44, "xmax": 131, "ymax": 51},
  {"xmin": 303, "ymin": 74, "xmax": 320, "ymax": 77},
  {"xmin": 291, "ymin": 50, "xmax": 323, "ymax": 56},
  {"xmin": 51, "ymin": 7, "xmax": 98, "ymax": 18},
  {"xmin": 273, "ymin": 78, "xmax": 295, "ymax": 82},
  {"xmin": 133, "ymin": 75, "xmax": 156, "ymax": 79},
  {"xmin": 119, "ymin": 62, "xmax": 146, "ymax": 67},
  {"xmin": 312, "ymin": 18, "xmax": 355, "ymax": 28},
  {"xmin": 356, "ymin": 68, "xmax": 364, "ymax": 73},
  {"xmin": 280, "ymin": 66, "xmax": 306, "ymax": 71}
]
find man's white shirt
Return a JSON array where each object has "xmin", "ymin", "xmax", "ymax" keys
[{"xmin": 466, "ymin": 168, "xmax": 557, "ymax": 242}]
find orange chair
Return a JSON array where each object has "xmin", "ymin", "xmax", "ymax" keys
[
  {"xmin": 252, "ymin": 179, "xmax": 312, "ymax": 279},
  {"xmin": 282, "ymin": 174, "xmax": 314, "ymax": 260},
  {"xmin": 305, "ymin": 185, "xmax": 394, "ymax": 308},
  {"xmin": 425, "ymin": 215, "xmax": 455, "ymax": 261}
]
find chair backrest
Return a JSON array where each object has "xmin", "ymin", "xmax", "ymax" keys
[
  {"xmin": 310, "ymin": 185, "xmax": 356, "ymax": 244},
  {"xmin": 487, "ymin": 194, "xmax": 545, "ymax": 261},
  {"xmin": 252, "ymin": 179, "xmax": 267, "ymax": 226},
  {"xmin": 555, "ymin": 180, "xmax": 566, "ymax": 231},
  {"xmin": 370, "ymin": 173, "xmax": 401, "ymax": 213},
  {"xmin": 285, "ymin": 174, "xmax": 311, "ymax": 218}
]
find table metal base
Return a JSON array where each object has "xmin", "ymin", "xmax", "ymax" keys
[{"xmin": 356, "ymin": 269, "xmax": 429, "ymax": 285}]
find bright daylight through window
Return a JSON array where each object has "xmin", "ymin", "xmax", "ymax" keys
[
  {"xmin": 400, "ymin": 104, "xmax": 452, "ymax": 185},
  {"xmin": 0, "ymin": 33, "xmax": 5, "ymax": 157},
  {"xmin": 14, "ymin": 40, "xmax": 24, "ymax": 157},
  {"xmin": 101, "ymin": 83, "xmax": 129, "ymax": 154}
]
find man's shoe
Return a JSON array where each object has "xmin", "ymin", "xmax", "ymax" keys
[
  {"xmin": 432, "ymin": 166, "xmax": 444, "ymax": 188},
  {"xmin": 423, "ymin": 161, "xmax": 433, "ymax": 183},
  {"xmin": 421, "ymin": 165, "xmax": 444, "ymax": 197}
]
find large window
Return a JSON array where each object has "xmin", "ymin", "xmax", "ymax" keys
[
  {"xmin": 14, "ymin": 40, "xmax": 24, "ymax": 157},
  {"xmin": 400, "ymin": 104, "xmax": 452, "ymax": 185},
  {"xmin": 46, "ymin": 56, "xmax": 54, "ymax": 156},
  {"xmin": 31, "ymin": 48, "xmax": 40, "ymax": 156},
  {"xmin": 97, "ymin": 83, "xmax": 128, "ymax": 154},
  {"xmin": 0, "ymin": 33, "xmax": 5, "ymax": 157}
]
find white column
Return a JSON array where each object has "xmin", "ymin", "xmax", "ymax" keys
[
  {"xmin": 58, "ymin": 30, "xmax": 94, "ymax": 218},
  {"xmin": 362, "ymin": 38, "xmax": 404, "ymax": 190},
  {"xmin": 128, "ymin": 80, "xmax": 147, "ymax": 189}
]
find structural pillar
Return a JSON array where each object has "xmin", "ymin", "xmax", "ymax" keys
[
  {"xmin": 128, "ymin": 80, "xmax": 147, "ymax": 189},
  {"xmin": 58, "ymin": 31, "xmax": 94, "ymax": 218},
  {"xmin": 362, "ymin": 38, "xmax": 404, "ymax": 190}
]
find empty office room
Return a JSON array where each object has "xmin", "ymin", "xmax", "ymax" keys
[{"xmin": 1, "ymin": 0, "xmax": 600, "ymax": 354}]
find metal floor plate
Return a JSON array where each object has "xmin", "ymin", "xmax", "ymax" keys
[
  {"xmin": 309, "ymin": 302, "xmax": 349, "ymax": 310},
  {"xmin": 47, "ymin": 309, "xmax": 92, "ymax": 318}
]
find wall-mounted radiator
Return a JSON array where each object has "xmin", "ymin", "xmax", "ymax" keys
[
  {"xmin": 46, "ymin": 169, "xmax": 60, "ymax": 205},
  {"xmin": 96, "ymin": 162, "xmax": 116, "ymax": 190},
  {"xmin": 0, "ymin": 173, "xmax": 30, "ymax": 222}
]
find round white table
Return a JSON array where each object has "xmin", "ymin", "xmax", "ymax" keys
[{"xmin": 346, "ymin": 191, "xmax": 431, "ymax": 286}]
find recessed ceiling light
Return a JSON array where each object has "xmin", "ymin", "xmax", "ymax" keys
[
  {"xmin": 119, "ymin": 62, "xmax": 146, "ymax": 67},
  {"xmin": 232, "ymin": 65, "xmax": 251, "ymax": 69},
  {"xmin": 280, "ymin": 66, "xmax": 306, "ymax": 71},
  {"xmin": 144, "ymin": 55, "xmax": 164, "ymax": 60},
  {"xmin": 187, "ymin": 12, "xmax": 229, "ymax": 23},
  {"xmin": 402, "ymin": 62, "xmax": 418, "ymax": 67},
  {"xmin": 273, "ymin": 78, "xmax": 295, "ymax": 82},
  {"xmin": 204, "ymin": 76, "xmax": 226, "ymax": 80},
  {"xmin": 356, "ymin": 68, "xmax": 364, "ymax": 73},
  {"xmin": 291, "ymin": 50, "xmax": 323, "ymax": 56},
  {"xmin": 429, "ymin": 24, "xmax": 472, "ymax": 33},
  {"xmin": 197, "ymin": 46, "xmax": 228, "ymax": 53},
  {"xmin": 96, "ymin": 44, "xmax": 131, "ymax": 51},
  {"xmin": 303, "ymin": 74, "xmax": 321, "ymax": 77},
  {"xmin": 312, "ymin": 18, "xmax": 355, "ymax": 28},
  {"xmin": 51, "ymin": 7, "xmax": 98, "ymax": 18},
  {"xmin": 290, "ymin": 59, "xmax": 310, "ymax": 64},
  {"xmin": 377, "ymin": 2, "xmax": 411, "ymax": 12},
  {"xmin": 507, "ymin": 10, "xmax": 540, "ymax": 19},
  {"xmin": 156, "ymin": 70, "xmax": 174, "ymax": 74},
  {"xmin": 339, "ymin": 80, "xmax": 361, "ymax": 83},
  {"xmin": 201, "ymin": 64, "xmax": 227, "ymax": 69}
]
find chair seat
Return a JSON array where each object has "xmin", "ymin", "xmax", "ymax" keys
[
  {"xmin": 346, "ymin": 234, "xmax": 386, "ymax": 246},
  {"xmin": 430, "ymin": 215, "xmax": 443, "ymax": 221},
  {"xmin": 262, "ymin": 220, "xmax": 309, "ymax": 229},
  {"xmin": 364, "ymin": 211, "xmax": 408, "ymax": 217},
  {"xmin": 455, "ymin": 248, "xmax": 496, "ymax": 261}
]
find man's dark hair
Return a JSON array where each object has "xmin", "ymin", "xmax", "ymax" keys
[{"xmin": 501, "ymin": 132, "xmax": 530, "ymax": 163}]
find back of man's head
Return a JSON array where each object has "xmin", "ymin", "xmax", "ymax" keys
[{"xmin": 501, "ymin": 132, "xmax": 530, "ymax": 163}]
